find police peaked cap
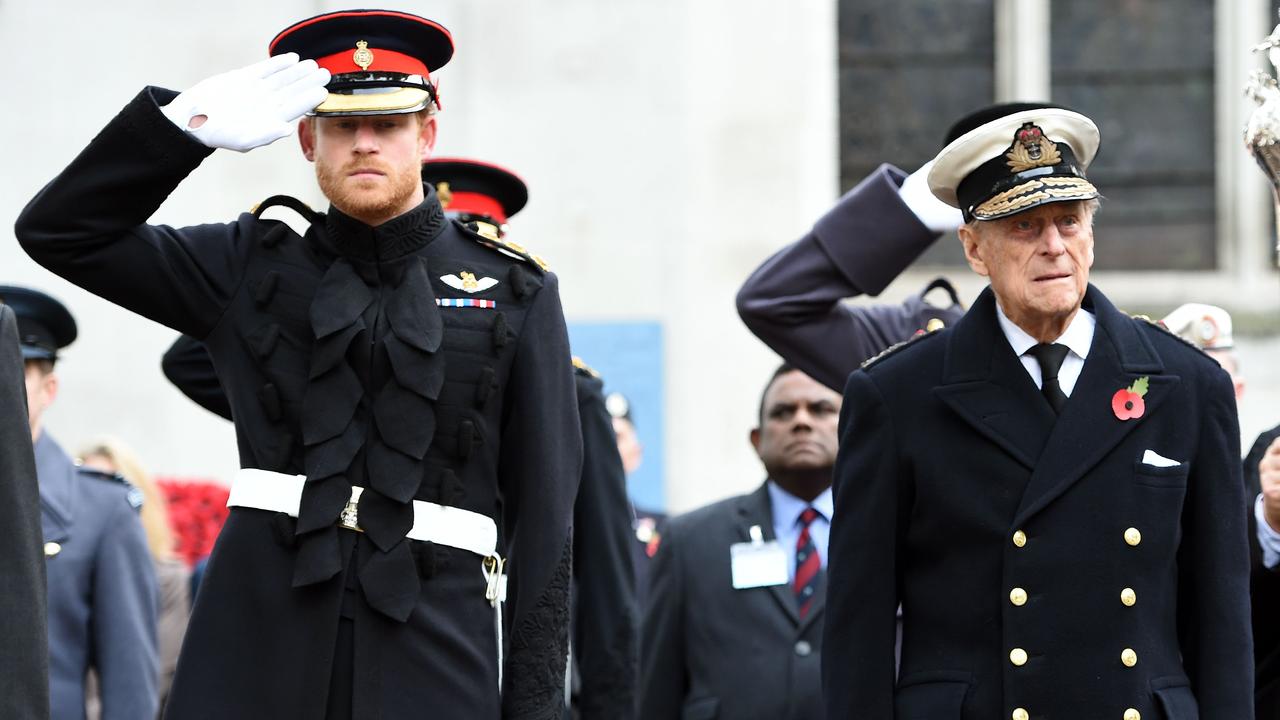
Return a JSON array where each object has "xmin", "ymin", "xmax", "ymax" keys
[{"xmin": 0, "ymin": 285, "xmax": 77, "ymax": 361}]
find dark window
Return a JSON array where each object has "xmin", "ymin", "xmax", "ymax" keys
[
  {"xmin": 838, "ymin": 0, "xmax": 996, "ymax": 265},
  {"xmin": 1051, "ymin": 0, "xmax": 1217, "ymax": 270}
]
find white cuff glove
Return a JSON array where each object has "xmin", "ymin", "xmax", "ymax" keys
[
  {"xmin": 161, "ymin": 53, "xmax": 331, "ymax": 153},
  {"xmin": 899, "ymin": 160, "xmax": 964, "ymax": 234}
]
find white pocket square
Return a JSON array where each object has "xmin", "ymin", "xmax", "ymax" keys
[{"xmin": 1141, "ymin": 449, "xmax": 1181, "ymax": 468}]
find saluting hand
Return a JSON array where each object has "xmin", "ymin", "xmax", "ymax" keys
[
  {"xmin": 160, "ymin": 53, "xmax": 330, "ymax": 153},
  {"xmin": 899, "ymin": 160, "xmax": 964, "ymax": 234},
  {"xmin": 1260, "ymin": 435, "xmax": 1280, "ymax": 533}
]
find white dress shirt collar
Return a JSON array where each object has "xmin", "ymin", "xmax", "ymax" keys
[{"xmin": 995, "ymin": 299, "xmax": 1096, "ymax": 396}]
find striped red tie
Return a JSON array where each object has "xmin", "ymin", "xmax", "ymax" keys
[{"xmin": 793, "ymin": 507, "xmax": 822, "ymax": 618}]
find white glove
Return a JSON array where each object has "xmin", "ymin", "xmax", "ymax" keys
[
  {"xmin": 161, "ymin": 53, "xmax": 331, "ymax": 153},
  {"xmin": 899, "ymin": 160, "xmax": 964, "ymax": 234}
]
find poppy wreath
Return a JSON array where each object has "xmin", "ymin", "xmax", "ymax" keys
[{"xmin": 157, "ymin": 478, "xmax": 231, "ymax": 568}]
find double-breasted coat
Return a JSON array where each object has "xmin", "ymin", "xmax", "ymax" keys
[
  {"xmin": 0, "ymin": 304, "xmax": 49, "ymax": 720},
  {"xmin": 16, "ymin": 87, "xmax": 582, "ymax": 719},
  {"xmin": 640, "ymin": 483, "xmax": 826, "ymax": 720},
  {"xmin": 823, "ymin": 285, "xmax": 1252, "ymax": 719}
]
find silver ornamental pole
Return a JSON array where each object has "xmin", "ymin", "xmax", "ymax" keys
[{"xmin": 1245, "ymin": 17, "xmax": 1280, "ymax": 266}]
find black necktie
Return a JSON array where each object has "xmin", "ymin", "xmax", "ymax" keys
[{"xmin": 1027, "ymin": 343, "xmax": 1070, "ymax": 414}]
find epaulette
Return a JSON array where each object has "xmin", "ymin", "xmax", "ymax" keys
[
  {"xmin": 572, "ymin": 356, "xmax": 601, "ymax": 379},
  {"xmin": 1131, "ymin": 312, "xmax": 1204, "ymax": 353},
  {"xmin": 251, "ymin": 195, "xmax": 322, "ymax": 225},
  {"xmin": 77, "ymin": 466, "xmax": 145, "ymax": 510},
  {"xmin": 860, "ymin": 328, "xmax": 941, "ymax": 371},
  {"xmin": 459, "ymin": 220, "xmax": 551, "ymax": 274}
]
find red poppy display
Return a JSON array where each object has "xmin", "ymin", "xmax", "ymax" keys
[{"xmin": 157, "ymin": 478, "xmax": 231, "ymax": 568}]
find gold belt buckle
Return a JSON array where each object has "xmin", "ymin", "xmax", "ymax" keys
[{"xmin": 338, "ymin": 486, "xmax": 364, "ymax": 533}]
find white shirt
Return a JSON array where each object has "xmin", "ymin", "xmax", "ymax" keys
[
  {"xmin": 767, "ymin": 481, "xmax": 833, "ymax": 583},
  {"xmin": 995, "ymin": 302, "xmax": 1096, "ymax": 396},
  {"xmin": 1256, "ymin": 494, "xmax": 1280, "ymax": 569}
]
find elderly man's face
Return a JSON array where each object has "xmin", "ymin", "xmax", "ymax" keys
[{"xmin": 960, "ymin": 201, "xmax": 1095, "ymax": 330}]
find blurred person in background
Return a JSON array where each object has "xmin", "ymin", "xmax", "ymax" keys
[
  {"xmin": 640, "ymin": 364, "xmax": 839, "ymax": 720},
  {"xmin": 79, "ymin": 437, "xmax": 191, "ymax": 718},
  {"xmin": 0, "ymin": 299, "xmax": 49, "ymax": 720},
  {"xmin": 606, "ymin": 392, "xmax": 665, "ymax": 608},
  {"xmin": 0, "ymin": 285, "xmax": 157, "ymax": 720},
  {"xmin": 1172, "ymin": 302, "xmax": 1280, "ymax": 718}
]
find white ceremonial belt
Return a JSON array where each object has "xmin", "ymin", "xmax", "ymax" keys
[{"xmin": 227, "ymin": 468, "xmax": 498, "ymax": 558}]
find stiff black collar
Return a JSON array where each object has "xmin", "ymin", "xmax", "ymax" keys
[{"xmin": 323, "ymin": 183, "xmax": 448, "ymax": 262}]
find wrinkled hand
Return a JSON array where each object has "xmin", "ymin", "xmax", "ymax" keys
[
  {"xmin": 899, "ymin": 160, "xmax": 964, "ymax": 234},
  {"xmin": 161, "ymin": 53, "xmax": 330, "ymax": 153},
  {"xmin": 1260, "ymin": 436, "xmax": 1280, "ymax": 532}
]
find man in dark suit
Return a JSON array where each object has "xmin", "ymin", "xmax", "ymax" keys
[
  {"xmin": 824, "ymin": 106, "xmax": 1252, "ymax": 718},
  {"xmin": 0, "ymin": 301, "xmax": 49, "ymax": 720},
  {"xmin": 1252, "ymin": 434, "xmax": 1280, "ymax": 717},
  {"xmin": 2, "ymin": 286, "xmax": 158, "ymax": 720},
  {"xmin": 641, "ymin": 364, "xmax": 840, "ymax": 720}
]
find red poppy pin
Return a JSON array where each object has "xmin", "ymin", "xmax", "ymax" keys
[{"xmin": 1112, "ymin": 377, "xmax": 1149, "ymax": 421}]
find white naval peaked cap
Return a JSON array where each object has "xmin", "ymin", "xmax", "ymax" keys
[{"xmin": 927, "ymin": 108, "xmax": 1101, "ymax": 222}]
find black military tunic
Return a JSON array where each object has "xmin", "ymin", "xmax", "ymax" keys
[
  {"xmin": 17, "ymin": 87, "xmax": 582, "ymax": 720},
  {"xmin": 568, "ymin": 365, "xmax": 637, "ymax": 719}
]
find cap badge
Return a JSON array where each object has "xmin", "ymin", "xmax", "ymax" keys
[
  {"xmin": 436, "ymin": 181, "xmax": 453, "ymax": 208},
  {"xmin": 353, "ymin": 40, "xmax": 375, "ymax": 71},
  {"xmin": 441, "ymin": 271, "xmax": 498, "ymax": 294},
  {"xmin": 1196, "ymin": 315, "xmax": 1220, "ymax": 345},
  {"xmin": 1005, "ymin": 122, "xmax": 1062, "ymax": 172}
]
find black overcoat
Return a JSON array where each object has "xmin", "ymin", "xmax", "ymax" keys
[
  {"xmin": 568, "ymin": 368, "xmax": 637, "ymax": 719},
  {"xmin": 16, "ymin": 87, "xmax": 582, "ymax": 720},
  {"xmin": 736, "ymin": 163, "xmax": 964, "ymax": 394},
  {"xmin": 0, "ymin": 304, "xmax": 49, "ymax": 720},
  {"xmin": 823, "ymin": 285, "xmax": 1252, "ymax": 719}
]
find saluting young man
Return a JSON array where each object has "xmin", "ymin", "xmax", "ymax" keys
[{"xmin": 17, "ymin": 11, "xmax": 581, "ymax": 719}]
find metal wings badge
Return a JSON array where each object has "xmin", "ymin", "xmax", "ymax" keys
[{"xmin": 441, "ymin": 271, "xmax": 499, "ymax": 293}]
